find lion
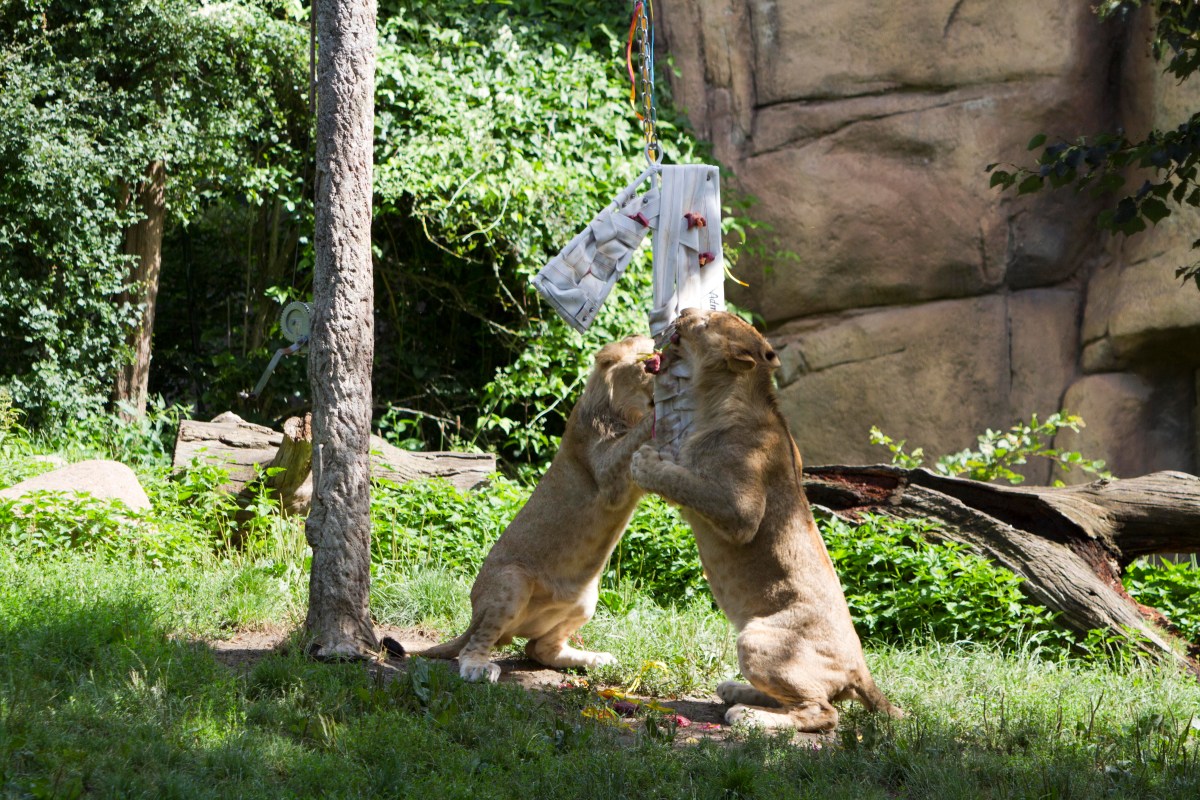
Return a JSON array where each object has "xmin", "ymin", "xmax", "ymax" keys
[
  {"xmin": 420, "ymin": 335, "xmax": 657, "ymax": 682},
  {"xmin": 630, "ymin": 308, "xmax": 903, "ymax": 731}
]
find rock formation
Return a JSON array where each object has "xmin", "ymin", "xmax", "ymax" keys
[{"xmin": 660, "ymin": 0, "xmax": 1200, "ymax": 482}]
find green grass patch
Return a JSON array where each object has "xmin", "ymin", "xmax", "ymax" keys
[
  {"xmin": 4, "ymin": 410, "xmax": 1200, "ymax": 796},
  {"xmin": 4, "ymin": 552, "xmax": 1200, "ymax": 799}
]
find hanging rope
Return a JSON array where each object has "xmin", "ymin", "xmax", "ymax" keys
[{"xmin": 627, "ymin": 1, "xmax": 661, "ymax": 167}]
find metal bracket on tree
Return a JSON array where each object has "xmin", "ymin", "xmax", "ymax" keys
[{"xmin": 248, "ymin": 300, "xmax": 314, "ymax": 399}]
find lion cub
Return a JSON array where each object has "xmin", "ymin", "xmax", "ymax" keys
[
  {"xmin": 631, "ymin": 308, "xmax": 902, "ymax": 731},
  {"xmin": 421, "ymin": 335, "xmax": 656, "ymax": 682}
]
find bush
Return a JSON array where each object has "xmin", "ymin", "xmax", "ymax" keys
[
  {"xmin": 1123, "ymin": 557, "xmax": 1200, "ymax": 642},
  {"xmin": 367, "ymin": 475, "xmax": 1079, "ymax": 651},
  {"xmin": 821, "ymin": 512, "xmax": 1072, "ymax": 648}
]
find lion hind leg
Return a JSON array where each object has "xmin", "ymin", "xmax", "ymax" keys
[
  {"xmin": 716, "ymin": 681, "xmax": 783, "ymax": 708},
  {"xmin": 456, "ymin": 576, "xmax": 535, "ymax": 684},
  {"xmin": 726, "ymin": 699, "xmax": 838, "ymax": 732},
  {"xmin": 849, "ymin": 676, "xmax": 905, "ymax": 719},
  {"xmin": 525, "ymin": 616, "xmax": 615, "ymax": 671}
]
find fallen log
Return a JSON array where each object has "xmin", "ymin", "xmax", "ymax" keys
[
  {"xmin": 173, "ymin": 412, "xmax": 496, "ymax": 508},
  {"xmin": 804, "ymin": 465, "xmax": 1200, "ymax": 672}
]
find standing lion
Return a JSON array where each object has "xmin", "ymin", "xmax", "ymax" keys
[
  {"xmin": 421, "ymin": 335, "xmax": 656, "ymax": 682},
  {"xmin": 632, "ymin": 308, "xmax": 902, "ymax": 730}
]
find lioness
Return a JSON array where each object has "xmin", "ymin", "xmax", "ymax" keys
[
  {"xmin": 421, "ymin": 335, "xmax": 656, "ymax": 682},
  {"xmin": 631, "ymin": 308, "xmax": 902, "ymax": 731}
]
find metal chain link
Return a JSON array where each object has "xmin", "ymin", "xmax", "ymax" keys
[{"xmin": 634, "ymin": 2, "xmax": 661, "ymax": 166}]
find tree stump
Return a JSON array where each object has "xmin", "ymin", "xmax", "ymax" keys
[
  {"xmin": 236, "ymin": 414, "xmax": 314, "ymax": 524},
  {"xmin": 803, "ymin": 465, "xmax": 1200, "ymax": 673}
]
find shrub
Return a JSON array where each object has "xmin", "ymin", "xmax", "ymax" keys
[
  {"xmin": 821, "ymin": 512, "xmax": 1072, "ymax": 648},
  {"xmin": 1123, "ymin": 557, "xmax": 1200, "ymax": 642},
  {"xmin": 871, "ymin": 411, "xmax": 1110, "ymax": 485}
]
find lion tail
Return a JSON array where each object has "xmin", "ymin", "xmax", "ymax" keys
[
  {"xmin": 854, "ymin": 675, "xmax": 905, "ymax": 719},
  {"xmin": 417, "ymin": 616, "xmax": 480, "ymax": 660}
]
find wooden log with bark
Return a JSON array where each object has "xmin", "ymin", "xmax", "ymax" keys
[
  {"xmin": 172, "ymin": 412, "xmax": 496, "ymax": 519},
  {"xmin": 803, "ymin": 465, "xmax": 1200, "ymax": 673}
]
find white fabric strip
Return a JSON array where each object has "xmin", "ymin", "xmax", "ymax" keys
[
  {"xmin": 650, "ymin": 165, "xmax": 725, "ymax": 458},
  {"xmin": 532, "ymin": 168, "xmax": 660, "ymax": 333},
  {"xmin": 532, "ymin": 163, "xmax": 726, "ymax": 457}
]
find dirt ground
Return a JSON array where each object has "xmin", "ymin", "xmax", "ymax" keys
[{"xmin": 206, "ymin": 625, "xmax": 834, "ymax": 747}]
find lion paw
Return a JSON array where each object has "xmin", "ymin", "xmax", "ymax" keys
[
  {"xmin": 459, "ymin": 659, "xmax": 501, "ymax": 683},
  {"xmin": 631, "ymin": 445, "xmax": 671, "ymax": 487},
  {"xmin": 725, "ymin": 704, "xmax": 794, "ymax": 730},
  {"xmin": 584, "ymin": 650, "xmax": 617, "ymax": 669}
]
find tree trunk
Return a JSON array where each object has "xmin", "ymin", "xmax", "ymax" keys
[
  {"xmin": 803, "ymin": 465, "xmax": 1200, "ymax": 673},
  {"xmin": 114, "ymin": 160, "xmax": 166, "ymax": 419},
  {"xmin": 304, "ymin": 0, "xmax": 379, "ymax": 660}
]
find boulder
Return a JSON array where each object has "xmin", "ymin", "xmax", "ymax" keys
[
  {"xmin": 659, "ymin": 0, "xmax": 1200, "ymax": 476},
  {"xmin": 1081, "ymin": 216, "xmax": 1200, "ymax": 372},
  {"xmin": 771, "ymin": 292, "xmax": 1079, "ymax": 480},
  {"xmin": 1053, "ymin": 372, "xmax": 1196, "ymax": 484},
  {"xmin": 0, "ymin": 459, "xmax": 151, "ymax": 512}
]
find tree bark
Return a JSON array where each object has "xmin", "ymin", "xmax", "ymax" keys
[
  {"xmin": 304, "ymin": 0, "xmax": 379, "ymax": 660},
  {"xmin": 114, "ymin": 160, "xmax": 166, "ymax": 419},
  {"xmin": 803, "ymin": 465, "xmax": 1200, "ymax": 673}
]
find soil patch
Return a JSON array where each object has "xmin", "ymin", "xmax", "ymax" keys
[{"xmin": 205, "ymin": 625, "xmax": 833, "ymax": 748}]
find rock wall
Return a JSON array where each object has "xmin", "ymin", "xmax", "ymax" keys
[{"xmin": 660, "ymin": 0, "xmax": 1200, "ymax": 482}]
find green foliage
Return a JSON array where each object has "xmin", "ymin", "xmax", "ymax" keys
[
  {"xmin": 372, "ymin": 0, "xmax": 708, "ymax": 464},
  {"xmin": 370, "ymin": 474, "xmax": 704, "ymax": 606},
  {"xmin": 870, "ymin": 411, "xmax": 1110, "ymax": 485},
  {"xmin": 370, "ymin": 475, "xmax": 528, "ymax": 573},
  {"xmin": 367, "ymin": 471, "xmax": 1085, "ymax": 653},
  {"xmin": 1124, "ymin": 556, "xmax": 1200, "ymax": 642},
  {"xmin": 604, "ymin": 497, "xmax": 704, "ymax": 609},
  {"xmin": 0, "ymin": 0, "xmax": 309, "ymax": 427},
  {"xmin": 822, "ymin": 513, "xmax": 1072, "ymax": 648},
  {"xmin": 988, "ymin": 0, "xmax": 1200, "ymax": 288}
]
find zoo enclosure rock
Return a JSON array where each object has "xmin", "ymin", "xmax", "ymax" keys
[
  {"xmin": 660, "ymin": 0, "xmax": 1200, "ymax": 478},
  {"xmin": 0, "ymin": 459, "xmax": 151, "ymax": 512}
]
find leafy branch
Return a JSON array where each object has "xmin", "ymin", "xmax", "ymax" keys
[
  {"xmin": 871, "ymin": 412, "xmax": 1111, "ymax": 485},
  {"xmin": 986, "ymin": 0, "xmax": 1200, "ymax": 288}
]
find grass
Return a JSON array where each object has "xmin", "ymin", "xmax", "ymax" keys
[
  {"xmin": 3, "ymin": 550, "xmax": 1200, "ymax": 799},
  {"xmin": 3, "ymin": 406, "xmax": 1200, "ymax": 798}
]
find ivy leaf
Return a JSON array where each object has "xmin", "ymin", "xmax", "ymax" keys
[
  {"xmin": 1141, "ymin": 197, "xmax": 1171, "ymax": 225},
  {"xmin": 989, "ymin": 170, "xmax": 1012, "ymax": 188},
  {"xmin": 1017, "ymin": 174, "xmax": 1044, "ymax": 194}
]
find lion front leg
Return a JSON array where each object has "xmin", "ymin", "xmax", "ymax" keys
[
  {"xmin": 593, "ymin": 416, "xmax": 653, "ymax": 508},
  {"xmin": 630, "ymin": 445, "xmax": 764, "ymax": 544}
]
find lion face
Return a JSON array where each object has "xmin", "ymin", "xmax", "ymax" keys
[
  {"xmin": 666, "ymin": 308, "xmax": 780, "ymax": 378},
  {"xmin": 591, "ymin": 334, "xmax": 657, "ymax": 424}
]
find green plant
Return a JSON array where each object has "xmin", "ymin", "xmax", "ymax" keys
[
  {"xmin": 1124, "ymin": 556, "xmax": 1200, "ymax": 642},
  {"xmin": 870, "ymin": 411, "xmax": 1110, "ymax": 485},
  {"xmin": 820, "ymin": 512, "xmax": 1074, "ymax": 649},
  {"xmin": 0, "ymin": 0, "xmax": 310, "ymax": 428}
]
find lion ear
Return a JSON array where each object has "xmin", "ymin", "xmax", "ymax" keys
[
  {"xmin": 727, "ymin": 347, "xmax": 757, "ymax": 372},
  {"xmin": 594, "ymin": 350, "xmax": 621, "ymax": 370}
]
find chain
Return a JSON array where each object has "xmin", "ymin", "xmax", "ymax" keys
[{"xmin": 632, "ymin": 1, "xmax": 661, "ymax": 166}]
